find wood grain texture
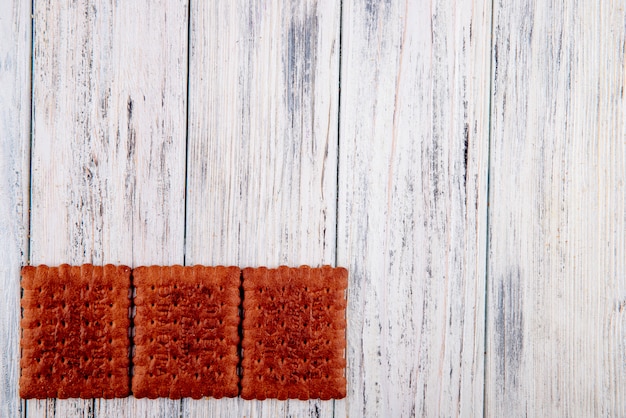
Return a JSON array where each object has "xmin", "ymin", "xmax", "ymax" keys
[
  {"xmin": 337, "ymin": 0, "xmax": 491, "ymax": 416},
  {"xmin": 486, "ymin": 2, "xmax": 626, "ymax": 417},
  {"xmin": 0, "ymin": 0, "xmax": 31, "ymax": 417},
  {"xmin": 186, "ymin": 0, "xmax": 339, "ymax": 416},
  {"xmin": 4, "ymin": 0, "xmax": 626, "ymax": 416},
  {"xmin": 29, "ymin": 0, "xmax": 188, "ymax": 416}
]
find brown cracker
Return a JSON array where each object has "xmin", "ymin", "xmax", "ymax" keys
[
  {"xmin": 132, "ymin": 265, "xmax": 240, "ymax": 399},
  {"xmin": 20, "ymin": 264, "xmax": 131, "ymax": 399},
  {"xmin": 241, "ymin": 265, "xmax": 348, "ymax": 400}
]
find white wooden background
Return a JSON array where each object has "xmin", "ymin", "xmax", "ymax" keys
[{"xmin": 0, "ymin": 1, "xmax": 624, "ymax": 417}]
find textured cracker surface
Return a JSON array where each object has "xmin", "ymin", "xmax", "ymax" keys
[
  {"xmin": 20, "ymin": 264, "xmax": 131, "ymax": 399},
  {"xmin": 132, "ymin": 265, "xmax": 240, "ymax": 399},
  {"xmin": 241, "ymin": 266, "xmax": 348, "ymax": 400}
]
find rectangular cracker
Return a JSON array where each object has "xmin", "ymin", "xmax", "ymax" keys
[
  {"xmin": 132, "ymin": 265, "xmax": 240, "ymax": 399},
  {"xmin": 20, "ymin": 264, "xmax": 131, "ymax": 399},
  {"xmin": 241, "ymin": 265, "xmax": 348, "ymax": 400}
]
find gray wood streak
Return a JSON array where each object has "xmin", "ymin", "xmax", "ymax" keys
[
  {"xmin": 0, "ymin": 0, "xmax": 31, "ymax": 417},
  {"xmin": 486, "ymin": 1, "xmax": 626, "ymax": 416},
  {"xmin": 185, "ymin": 1, "xmax": 340, "ymax": 416},
  {"xmin": 29, "ymin": 0, "xmax": 188, "ymax": 416},
  {"xmin": 338, "ymin": 0, "xmax": 491, "ymax": 416},
  {"xmin": 3, "ymin": 0, "xmax": 626, "ymax": 416}
]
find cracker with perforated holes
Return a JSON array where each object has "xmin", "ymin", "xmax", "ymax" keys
[
  {"xmin": 241, "ymin": 265, "xmax": 348, "ymax": 400},
  {"xmin": 132, "ymin": 265, "xmax": 240, "ymax": 399},
  {"xmin": 20, "ymin": 264, "xmax": 131, "ymax": 399}
]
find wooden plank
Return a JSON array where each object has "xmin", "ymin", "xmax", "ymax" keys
[
  {"xmin": 186, "ymin": 0, "xmax": 340, "ymax": 416},
  {"xmin": 486, "ymin": 2, "xmax": 626, "ymax": 416},
  {"xmin": 337, "ymin": 0, "xmax": 492, "ymax": 416},
  {"xmin": 0, "ymin": 0, "xmax": 31, "ymax": 417},
  {"xmin": 29, "ymin": 0, "xmax": 188, "ymax": 416}
]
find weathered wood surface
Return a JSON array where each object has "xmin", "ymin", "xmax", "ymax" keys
[
  {"xmin": 29, "ymin": 0, "xmax": 188, "ymax": 417},
  {"xmin": 338, "ymin": 0, "xmax": 491, "ymax": 416},
  {"xmin": 2, "ymin": 0, "xmax": 626, "ymax": 417},
  {"xmin": 185, "ymin": 1, "xmax": 340, "ymax": 416},
  {"xmin": 0, "ymin": 0, "xmax": 31, "ymax": 417},
  {"xmin": 486, "ymin": 2, "xmax": 626, "ymax": 417}
]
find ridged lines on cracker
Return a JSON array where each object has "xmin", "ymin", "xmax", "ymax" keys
[
  {"xmin": 241, "ymin": 265, "xmax": 348, "ymax": 400},
  {"xmin": 19, "ymin": 264, "xmax": 348, "ymax": 400},
  {"xmin": 20, "ymin": 264, "xmax": 131, "ymax": 399},
  {"xmin": 132, "ymin": 265, "xmax": 240, "ymax": 399}
]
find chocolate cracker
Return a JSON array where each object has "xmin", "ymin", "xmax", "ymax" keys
[
  {"xmin": 20, "ymin": 264, "xmax": 131, "ymax": 399},
  {"xmin": 132, "ymin": 265, "xmax": 240, "ymax": 399},
  {"xmin": 241, "ymin": 266, "xmax": 348, "ymax": 400}
]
